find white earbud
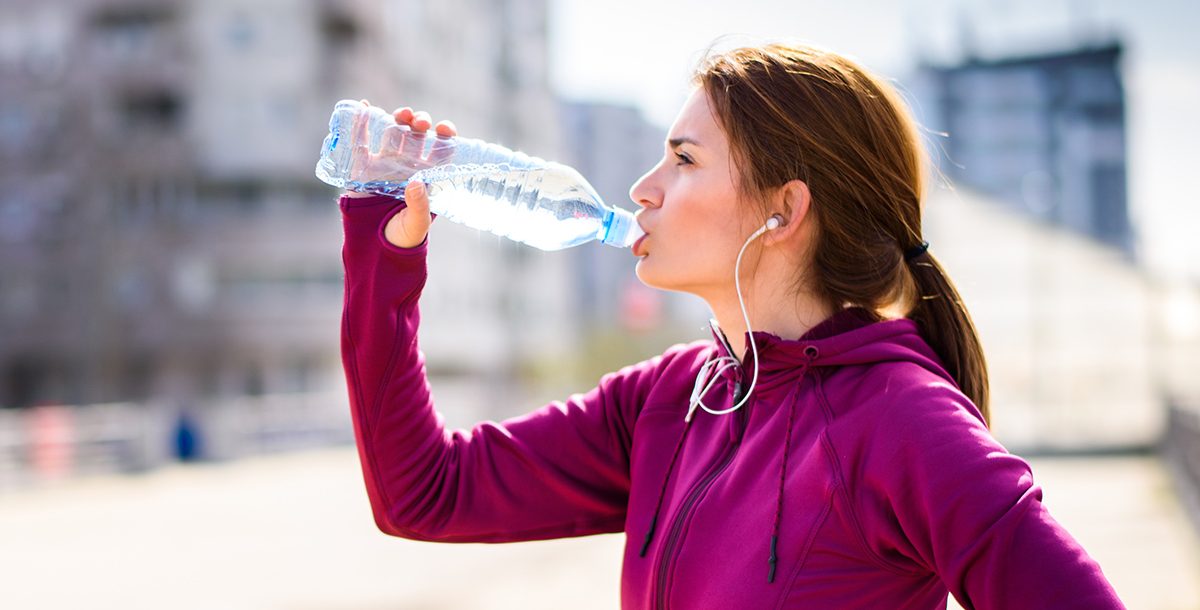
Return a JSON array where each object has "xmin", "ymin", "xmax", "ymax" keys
[{"xmin": 745, "ymin": 215, "xmax": 784, "ymax": 243}]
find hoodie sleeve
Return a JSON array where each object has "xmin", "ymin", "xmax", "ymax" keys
[
  {"xmin": 339, "ymin": 194, "xmax": 655, "ymax": 543},
  {"xmin": 850, "ymin": 379, "xmax": 1125, "ymax": 609}
]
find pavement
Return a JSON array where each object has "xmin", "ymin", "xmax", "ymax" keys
[{"xmin": 1, "ymin": 447, "xmax": 1197, "ymax": 609}]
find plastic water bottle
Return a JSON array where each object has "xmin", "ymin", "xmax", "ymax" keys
[{"xmin": 315, "ymin": 100, "xmax": 643, "ymax": 251}]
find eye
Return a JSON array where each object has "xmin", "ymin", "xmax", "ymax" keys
[{"xmin": 674, "ymin": 151, "xmax": 693, "ymax": 166}]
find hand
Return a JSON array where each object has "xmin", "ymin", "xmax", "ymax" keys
[
  {"xmin": 342, "ymin": 100, "xmax": 457, "ymax": 249},
  {"xmin": 344, "ymin": 99, "xmax": 458, "ymax": 196}
]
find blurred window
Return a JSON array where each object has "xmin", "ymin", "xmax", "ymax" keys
[
  {"xmin": 91, "ymin": 7, "xmax": 174, "ymax": 58},
  {"xmin": 1091, "ymin": 163, "xmax": 1127, "ymax": 247},
  {"xmin": 226, "ymin": 14, "xmax": 255, "ymax": 49},
  {"xmin": 123, "ymin": 355, "xmax": 154, "ymax": 401},
  {"xmin": 321, "ymin": 10, "xmax": 359, "ymax": 52},
  {"xmin": 119, "ymin": 91, "xmax": 183, "ymax": 130},
  {"xmin": 3, "ymin": 358, "xmax": 44, "ymax": 408},
  {"xmin": 197, "ymin": 180, "xmax": 265, "ymax": 214}
]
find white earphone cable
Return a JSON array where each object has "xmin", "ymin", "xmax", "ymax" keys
[{"xmin": 686, "ymin": 221, "xmax": 772, "ymax": 422}]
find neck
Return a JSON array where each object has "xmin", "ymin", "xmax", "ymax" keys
[{"xmin": 706, "ymin": 276, "xmax": 834, "ymax": 361}]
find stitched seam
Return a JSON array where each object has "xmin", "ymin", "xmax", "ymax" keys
[
  {"xmin": 347, "ymin": 237, "xmax": 424, "ymax": 530},
  {"xmin": 342, "ymin": 314, "xmax": 366, "ymax": 427},
  {"xmin": 948, "ymin": 489, "xmax": 1038, "ymax": 585},
  {"xmin": 812, "ymin": 369, "xmax": 833, "ymax": 425},
  {"xmin": 361, "ymin": 301, "xmax": 414, "ymax": 530},
  {"xmin": 341, "ymin": 252, "xmax": 398, "ymax": 525},
  {"xmin": 814, "ymin": 375, "xmax": 916, "ymax": 575},
  {"xmin": 774, "ymin": 496, "xmax": 834, "ymax": 610},
  {"xmin": 342, "ymin": 248, "xmax": 366, "ymax": 423},
  {"xmin": 821, "ymin": 432, "xmax": 917, "ymax": 577}
]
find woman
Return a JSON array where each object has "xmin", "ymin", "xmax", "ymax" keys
[{"xmin": 340, "ymin": 43, "xmax": 1124, "ymax": 608}]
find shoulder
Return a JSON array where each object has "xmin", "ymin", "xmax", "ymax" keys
[
  {"xmin": 821, "ymin": 359, "xmax": 986, "ymax": 433},
  {"xmin": 820, "ymin": 359, "xmax": 1018, "ymax": 493},
  {"xmin": 820, "ymin": 362, "xmax": 1034, "ymax": 570},
  {"xmin": 819, "ymin": 359, "xmax": 1001, "ymax": 493}
]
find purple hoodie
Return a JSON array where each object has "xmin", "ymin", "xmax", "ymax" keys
[{"xmin": 340, "ymin": 194, "xmax": 1125, "ymax": 609}]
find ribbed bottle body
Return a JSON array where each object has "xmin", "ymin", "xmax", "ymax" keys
[{"xmin": 316, "ymin": 100, "xmax": 642, "ymax": 250}]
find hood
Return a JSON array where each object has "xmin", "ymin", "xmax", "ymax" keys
[{"xmin": 707, "ymin": 306, "xmax": 956, "ymax": 394}]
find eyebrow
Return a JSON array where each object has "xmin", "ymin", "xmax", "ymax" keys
[{"xmin": 668, "ymin": 136, "xmax": 701, "ymax": 149}]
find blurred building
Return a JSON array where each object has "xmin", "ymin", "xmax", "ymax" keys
[
  {"xmin": 555, "ymin": 100, "xmax": 714, "ymax": 385},
  {"xmin": 558, "ymin": 101, "xmax": 704, "ymax": 330},
  {"xmin": 915, "ymin": 41, "xmax": 1131, "ymax": 254},
  {"xmin": 923, "ymin": 186, "xmax": 1171, "ymax": 452},
  {"xmin": 0, "ymin": 0, "xmax": 564, "ymax": 426}
]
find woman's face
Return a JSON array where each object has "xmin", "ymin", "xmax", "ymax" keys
[{"xmin": 630, "ymin": 89, "xmax": 754, "ymax": 298}]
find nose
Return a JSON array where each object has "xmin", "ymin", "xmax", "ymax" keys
[{"xmin": 629, "ymin": 164, "xmax": 662, "ymax": 210}]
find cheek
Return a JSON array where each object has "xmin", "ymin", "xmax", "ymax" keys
[{"xmin": 657, "ymin": 181, "xmax": 742, "ymax": 256}]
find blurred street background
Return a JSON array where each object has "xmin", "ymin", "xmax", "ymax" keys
[
  {"xmin": 2, "ymin": 0, "xmax": 1199, "ymax": 608},
  {"xmin": 1, "ymin": 448, "xmax": 1197, "ymax": 609}
]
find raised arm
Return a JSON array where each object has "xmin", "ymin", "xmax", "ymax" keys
[{"xmin": 339, "ymin": 183, "xmax": 657, "ymax": 543}]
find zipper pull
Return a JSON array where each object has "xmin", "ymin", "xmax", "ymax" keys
[
  {"xmin": 768, "ymin": 534, "xmax": 779, "ymax": 583},
  {"xmin": 727, "ymin": 381, "xmax": 745, "ymax": 443}
]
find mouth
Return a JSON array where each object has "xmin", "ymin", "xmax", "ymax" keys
[{"xmin": 632, "ymin": 234, "xmax": 648, "ymax": 257}]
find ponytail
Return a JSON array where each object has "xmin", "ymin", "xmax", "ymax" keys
[{"xmin": 905, "ymin": 251, "xmax": 990, "ymax": 425}]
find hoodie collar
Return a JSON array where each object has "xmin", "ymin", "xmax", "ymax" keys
[{"xmin": 707, "ymin": 306, "xmax": 951, "ymax": 384}]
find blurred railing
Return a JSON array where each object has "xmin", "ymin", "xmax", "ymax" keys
[
  {"xmin": 0, "ymin": 392, "xmax": 354, "ymax": 494},
  {"xmin": 192, "ymin": 392, "xmax": 355, "ymax": 460},
  {"xmin": 1165, "ymin": 399, "xmax": 1200, "ymax": 535}
]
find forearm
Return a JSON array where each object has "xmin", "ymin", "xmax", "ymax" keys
[{"xmin": 340, "ymin": 193, "xmax": 445, "ymax": 537}]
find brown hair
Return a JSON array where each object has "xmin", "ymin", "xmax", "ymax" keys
[{"xmin": 694, "ymin": 42, "xmax": 990, "ymax": 423}]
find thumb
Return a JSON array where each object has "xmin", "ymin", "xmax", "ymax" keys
[
  {"xmin": 404, "ymin": 180, "xmax": 430, "ymax": 218},
  {"xmin": 384, "ymin": 180, "xmax": 432, "ymax": 249}
]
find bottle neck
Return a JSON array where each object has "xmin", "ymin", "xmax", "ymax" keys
[{"xmin": 601, "ymin": 207, "xmax": 643, "ymax": 248}]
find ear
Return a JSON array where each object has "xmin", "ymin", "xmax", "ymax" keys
[{"xmin": 763, "ymin": 179, "xmax": 812, "ymax": 245}]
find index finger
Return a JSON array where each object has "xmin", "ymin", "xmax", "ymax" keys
[
  {"xmin": 426, "ymin": 120, "xmax": 458, "ymax": 165},
  {"xmin": 398, "ymin": 110, "xmax": 433, "ymax": 159}
]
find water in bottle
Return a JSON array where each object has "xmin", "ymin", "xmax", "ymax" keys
[{"xmin": 315, "ymin": 100, "xmax": 643, "ymax": 251}]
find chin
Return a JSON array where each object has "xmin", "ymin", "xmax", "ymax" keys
[
  {"xmin": 634, "ymin": 258, "xmax": 656, "ymax": 286},
  {"xmin": 634, "ymin": 258, "xmax": 669, "ymax": 291},
  {"xmin": 635, "ymin": 258, "xmax": 694, "ymax": 295}
]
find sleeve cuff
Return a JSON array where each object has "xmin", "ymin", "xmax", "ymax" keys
[
  {"xmin": 338, "ymin": 193, "xmax": 430, "ymax": 260},
  {"xmin": 338, "ymin": 192, "xmax": 399, "ymax": 212}
]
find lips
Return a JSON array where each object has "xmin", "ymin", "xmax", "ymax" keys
[
  {"xmin": 632, "ymin": 234, "xmax": 648, "ymax": 257},
  {"xmin": 632, "ymin": 214, "xmax": 649, "ymax": 256}
]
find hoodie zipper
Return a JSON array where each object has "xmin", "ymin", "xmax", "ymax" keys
[{"xmin": 653, "ymin": 402, "xmax": 747, "ymax": 610}]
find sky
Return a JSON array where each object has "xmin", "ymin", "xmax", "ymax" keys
[
  {"xmin": 548, "ymin": 0, "xmax": 1200, "ymax": 282},
  {"xmin": 549, "ymin": 0, "xmax": 917, "ymax": 128}
]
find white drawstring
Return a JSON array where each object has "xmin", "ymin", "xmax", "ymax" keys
[{"xmin": 686, "ymin": 222, "xmax": 772, "ymax": 422}]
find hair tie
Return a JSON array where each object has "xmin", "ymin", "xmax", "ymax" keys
[{"xmin": 904, "ymin": 241, "xmax": 929, "ymax": 261}]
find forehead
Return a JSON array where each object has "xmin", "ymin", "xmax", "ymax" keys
[{"xmin": 668, "ymin": 89, "xmax": 726, "ymax": 146}]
